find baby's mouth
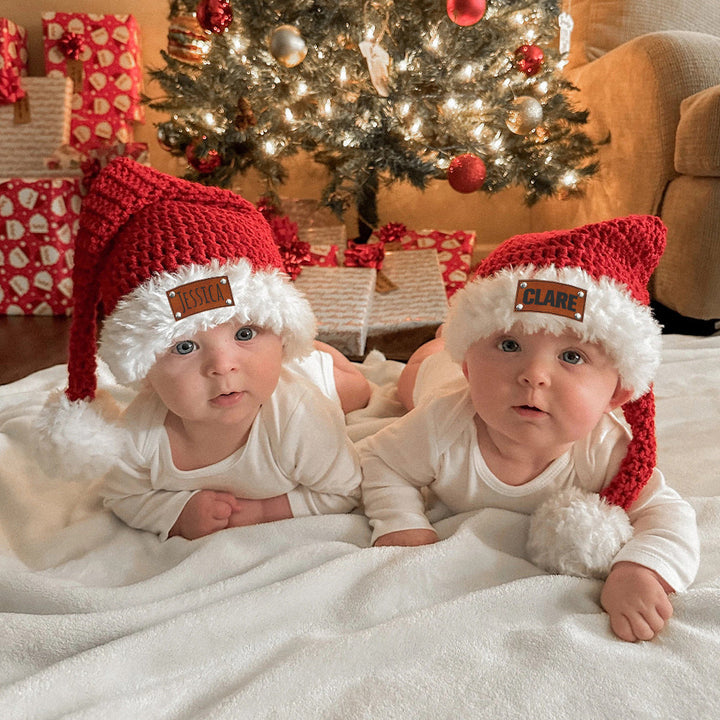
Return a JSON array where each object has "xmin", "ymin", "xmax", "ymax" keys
[
  {"xmin": 514, "ymin": 403, "xmax": 548, "ymax": 417},
  {"xmin": 211, "ymin": 390, "xmax": 244, "ymax": 406}
]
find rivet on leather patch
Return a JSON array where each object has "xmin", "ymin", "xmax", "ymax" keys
[
  {"xmin": 166, "ymin": 276, "xmax": 234, "ymax": 321},
  {"xmin": 514, "ymin": 279, "xmax": 586, "ymax": 322}
]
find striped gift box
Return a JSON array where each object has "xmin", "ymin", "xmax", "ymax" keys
[
  {"xmin": 293, "ymin": 266, "xmax": 377, "ymax": 358},
  {"xmin": 0, "ymin": 76, "xmax": 76, "ymax": 178}
]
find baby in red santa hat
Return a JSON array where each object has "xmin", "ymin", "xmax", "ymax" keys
[
  {"xmin": 359, "ymin": 215, "xmax": 699, "ymax": 642},
  {"xmin": 38, "ymin": 157, "xmax": 369, "ymax": 541}
]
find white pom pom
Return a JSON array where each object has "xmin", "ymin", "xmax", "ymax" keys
[
  {"xmin": 527, "ymin": 487, "xmax": 633, "ymax": 579},
  {"xmin": 34, "ymin": 389, "xmax": 128, "ymax": 481}
]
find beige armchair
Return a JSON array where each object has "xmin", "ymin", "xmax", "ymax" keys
[{"xmin": 530, "ymin": 0, "xmax": 720, "ymax": 331}]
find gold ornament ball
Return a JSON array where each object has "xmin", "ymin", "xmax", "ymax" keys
[
  {"xmin": 270, "ymin": 25, "xmax": 307, "ymax": 68},
  {"xmin": 506, "ymin": 96, "xmax": 544, "ymax": 135}
]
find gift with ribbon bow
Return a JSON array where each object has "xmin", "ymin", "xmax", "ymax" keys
[
  {"xmin": 344, "ymin": 239, "xmax": 385, "ymax": 269},
  {"xmin": 42, "ymin": 12, "xmax": 143, "ymax": 153},
  {"xmin": 257, "ymin": 198, "xmax": 341, "ymax": 278},
  {"xmin": 374, "ymin": 223, "xmax": 476, "ymax": 297}
]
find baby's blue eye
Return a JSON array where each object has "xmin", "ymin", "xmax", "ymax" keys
[
  {"xmin": 500, "ymin": 338, "xmax": 520, "ymax": 353},
  {"xmin": 235, "ymin": 326, "xmax": 257, "ymax": 342},
  {"xmin": 561, "ymin": 350, "xmax": 583, "ymax": 365},
  {"xmin": 174, "ymin": 340, "xmax": 196, "ymax": 355}
]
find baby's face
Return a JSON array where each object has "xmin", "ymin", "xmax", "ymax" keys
[
  {"xmin": 146, "ymin": 321, "xmax": 283, "ymax": 430},
  {"xmin": 462, "ymin": 326, "xmax": 632, "ymax": 457}
]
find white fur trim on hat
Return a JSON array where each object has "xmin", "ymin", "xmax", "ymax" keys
[
  {"xmin": 527, "ymin": 487, "xmax": 634, "ymax": 578},
  {"xmin": 99, "ymin": 258, "xmax": 317, "ymax": 386},
  {"xmin": 443, "ymin": 265, "xmax": 662, "ymax": 399}
]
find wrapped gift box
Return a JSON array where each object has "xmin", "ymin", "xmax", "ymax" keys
[
  {"xmin": 366, "ymin": 249, "xmax": 449, "ymax": 360},
  {"xmin": 70, "ymin": 109, "xmax": 134, "ymax": 151},
  {"xmin": 0, "ymin": 177, "xmax": 81, "ymax": 315},
  {"xmin": 293, "ymin": 266, "xmax": 376, "ymax": 358},
  {"xmin": 307, "ymin": 244, "xmax": 339, "ymax": 267},
  {"xmin": 375, "ymin": 226, "xmax": 476, "ymax": 298},
  {"xmin": 44, "ymin": 139, "xmax": 148, "ymax": 173},
  {"xmin": 0, "ymin": 76, "xmax": 76, "ymax": 178},
  {"xmin": 42, "ymin": 12, "xmax": 143, "ymax": 152},
  {"xmin": 280, "ymin": 198, "xmax": 347, "ymax": 247},
  {"xmin": 1, "ymin": 18, "xmax": 28, "ymax": 104}
]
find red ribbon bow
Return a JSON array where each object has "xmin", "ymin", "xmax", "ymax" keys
[
  {"xmin": 271, "ymin": 215, "xmax": 312, "ymax": 280},
  {"xmin": 377, "ymin": 222, "xmax": 408, "ymax": 245},
  {"xmin": 58, "ymin": 31, "xmax": 85, "ymax": 60},
  {"xmin": 344, "ymin": 239, "xmax": 385, "ymax": 269},
  {"xmin": 0, "ymin": 76, "xmax": 25, "ymax": 104}
]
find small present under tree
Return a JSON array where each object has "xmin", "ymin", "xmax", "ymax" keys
[{"xmin": 149, "ymin": 0, "xmax": 597, "ymax": 241}]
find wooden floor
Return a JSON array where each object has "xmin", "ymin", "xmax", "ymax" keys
[{"xmin": 0, "ymin": 316, "xmax": 71, "ymax": 385}]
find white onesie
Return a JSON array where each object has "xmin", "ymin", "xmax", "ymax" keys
[{"xmin": 102, "ymin": 350, "xmax": 362, "ymax": 539}]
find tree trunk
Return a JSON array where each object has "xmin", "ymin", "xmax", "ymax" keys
[{"xmin": 356, "ymin": 167, "xmax": 378, "ymax": 243}]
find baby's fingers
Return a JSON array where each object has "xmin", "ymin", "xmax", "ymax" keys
[
  {"xmin": 611, "ymin": 604, "xmax": 671, "ymax": 642},
  {"xmin": 609, "ymin": 613, "xmax": 638, "ymax": 642},
  {"xmin": 209, "ymin": 491, "xmax": 243, "ymax": 515}
]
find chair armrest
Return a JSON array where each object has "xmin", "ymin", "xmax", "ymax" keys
[{"xmin": 566, "ymin": 31, "xmax": 720, "ymax": 217}]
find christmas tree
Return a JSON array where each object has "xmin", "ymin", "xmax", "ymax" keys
[{"xmin": 149, "ymin": 0, "xmax": 597, "ymax": 240}]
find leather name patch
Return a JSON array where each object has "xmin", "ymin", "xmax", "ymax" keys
[
  {"xmin": 166, "ymin": 276, "xmax": 235, "ymax": 320},
  {"xmin": 514, "ymin": 279, "xmax": 586, "ymax": 322}
]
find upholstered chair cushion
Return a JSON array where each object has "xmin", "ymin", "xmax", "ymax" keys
[
  {"xmin": 565, "ymin": 0, "xmax": 720, "ymax": 67},
  {"xmin": 675, "ymin": 85, "xmax": 720, "ymax": 177}
]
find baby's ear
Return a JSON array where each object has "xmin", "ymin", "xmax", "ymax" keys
[
  {"xmin": 461, "ymin": 360, "xmax": 469, "ymax": 379},
  {"xmin": 607, "ymin": 383, "xmax": 634, "ymax": 412}
]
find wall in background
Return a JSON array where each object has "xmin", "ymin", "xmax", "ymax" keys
[{"xmin": 8, "ymin": 0, "xmax": 545, "ymax": 249}]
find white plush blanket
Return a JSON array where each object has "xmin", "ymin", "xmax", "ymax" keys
[{"xmin": 1, "ymin": 336, "xmax": 719, "ymax": 719}]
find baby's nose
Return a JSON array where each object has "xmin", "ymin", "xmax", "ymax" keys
[
  {"xmin": 518, "ymin": 358, "xmax": 551, "ymax": 387},
  {"xmin": 205, "ymin": 344, "xmax": 239, "ymax": 375}
]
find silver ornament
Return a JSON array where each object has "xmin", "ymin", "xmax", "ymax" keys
[
  {"xmin": 506, "ymin": 96, "xmax": 544, "ymax": 135},
  {"xmin": 270, "ymin": 25, "xmax": 307, "ymax": 68}
]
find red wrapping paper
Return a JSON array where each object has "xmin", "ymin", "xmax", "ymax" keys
[
  {"xmin": 0, "ymin": 178, "xmax": 81, "ymax": 315},
  {"xmin": 0, "ymin": 18, "xmax": 28, "ymax": 104},
  {"xmin": 42, "ymin": 12, "xmax": 143, "ymax": 153},
  {"xmin": 307, "ymin": 244, "xmax": 339, "ymax": 267},
  {"xmin": 374, "ymin": 225, "xmax": 476, "ymax": 297}
]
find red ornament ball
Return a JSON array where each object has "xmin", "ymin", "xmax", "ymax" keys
[
  {"xmin": 515, "ymin": 44, "xmax": 545, "ymax": 76},
  {"xmin": 185, "ymin": 139, "xmax": 222, "ymax": 174},
  {"xmin": 446, "ymin": 0, "xmax": 487, "ymax": 27},
  {"xmin": 196, "ymin": 0, "xmax": 233, "ymax": 34},
  {"xmin": 448, "ymin": 154, "xmax": 486, "ymax": 193}
]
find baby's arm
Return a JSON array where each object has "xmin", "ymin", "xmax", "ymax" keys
[
  {"xmin": 601, "ymin": 561, "xmax": 674, "ymax": 642},
  {"xmin": 278, "ymin": 382, "xmax": 363, "ymax": 517},
  {"xmin": 170, "ymin": 493, "xmax": 294, "ymax": 538},
  {"xmin": 227, "ymin": 494, "xmax": 293, "ymax": 528},
  {"xmin": 359, "ymin": 404, "xmax": 440, "ymax": 546},
  {"xmin": 102, "ymin": 457, "xmax": 197, "ymax": 540},
  {"xmin": 169, "ymin": 490, "xmax": 241, "ymax": 539},
  {"xmin": 599, "ymin": 468, "xmax": 698, "ymax": 641}
]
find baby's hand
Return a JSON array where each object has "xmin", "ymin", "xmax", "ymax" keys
[
  {"xmin": 169, "ymin": 490, "xmax": 241, "ymax": 540},
  {"xmin": 227, "ymin": 494, "xmax": 293, "ymax": 528},
  {"xmin": 600, "ymin": 561, "xmax": 674, "ymax": 642},
  {"xmin": 374, "ymin": 528, "xmax": 439, "ymax": 547}
]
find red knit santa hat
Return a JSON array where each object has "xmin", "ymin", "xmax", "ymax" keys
[
  {"xmin": 443, "ymin": 215, "xmax": 667, "ymax": 578},
  {"xmin": 37, "ymin": 157, "xmax": 316, "ymax": 477}
]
